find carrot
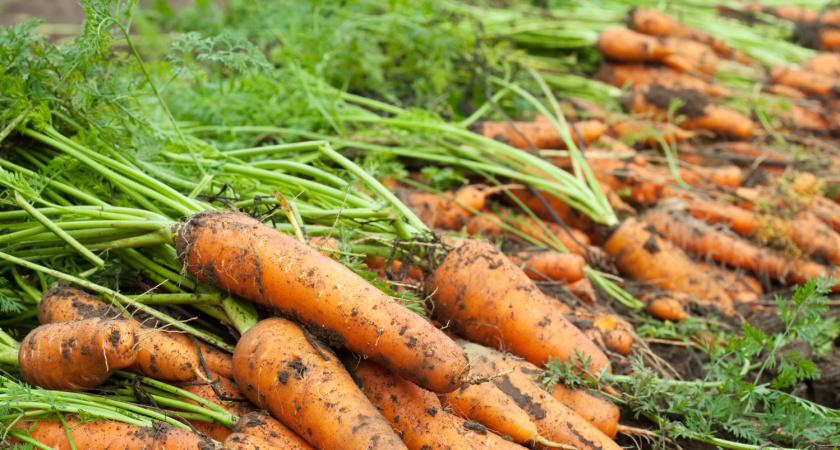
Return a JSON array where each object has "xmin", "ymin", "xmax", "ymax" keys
[
  {"xmin": 407, "ymin": 186, "xmax": 491, "ymax": 231},
  {"xmin": 589, "ymin": 159, "xmax": 684, "ymax": 205},
  {"xmin": 466, "ymin": 211, "xmax": 505, "ymax": 237},
  {"xmin": 18, "ymin": 317, "xmax": 138, "ymax": 391},
  {"xmin": 820, "ymin": 27, "xmax": 840, "ymax": 52},
  {"xmin": 178, "ymin": 210, "xmax": 468, "ymax": 393},
  {"xmin": 596, "ymin": 63, "xmax": 730, "ymax": 97},
  {"xmin": 767, "ymin": 83, "xmax": 808, "ymax": 98},
  {"xmin": 791, "ymin": 103, "xmax": 830, "ymax": 130},
  {"xmin": 677, "ymin": 165, "xmax": 743, "ymax": 188},
  {"xmin": 564, "ymin": 277, "xmax": 598, "ymax": 305},
  {"xmin": 500, "ymin": 209, "xmax": 593, "ymax": 256},
  {"xmin": 603, "ymin": 217, "xmax": 734, "ymax": 308},
  {"xmin": 347, "ymin": 357, "xmax": 477, "ymax": 450},
  {"xmin": 9, "ymin": 415, "xmax": 213, "ymax": 449},
  {"xmin": 37, "ymin": 286, "xmax": 223, "ymax": 381},
  {"xmin": 508, "ymin": 251, "xmax": 587, "ymax": 283},
  {"xmin": 624, "ymin": 84, "xmax": 754, "ymax": 138},
  {"xmin": 638, "ymin": 291, "xmax": 690, "ymax": 321},
  {"xmin": 696, "ymin": 261, "xmax": 763, "ymax": 303},
  {"xmin": 506, "ymin": 189, "xmax": 595, "ymax": 235},
  {"xmin": 232, "ymin": 317, "xmax": 406, "ymax": 449},
  {"xmin": 440, "ymin": 376, "xmax": 569, "ymax": 449},
  {"xmin": 640, "ymin": 209, "xmax": 840, "ymax": 290},
  {"xmin": 424, "ymin": 237, "xmax": 611, "ymax": 375},
  {"xmin": 770, "ymin": 66, "xmax": 840, "ymax": 97},
  {"xmin": 223, "ymin": 432, "xmax": 285, "ymax": 449},
  {"xmin": 460, "ymin": 341, "xmax": 621, "ymax": 439},
  {"xmin": 608, "ymin": 118, "xmax": 697, "ymax": 147},
  {"xmin": 597, "ymin": 27, "xmax": 692, "ymax": 72},
  {"xmin": 662, "ymin": 37, "xmax": 718, "ymax": 75},
  {"xmin": 478, "ymin": 120, "xmax": 607, "ymax": 150},
  {"xmin": 801, "ymin": 52, "xmax": 840, "ymax": 78},
  {"xmin": 232, "ymin": 411, "xmax": 313, "ymax": 449},
  {"xmin": 450, "ymin": 415, "xmax": 525, "ymax": 450},
  {"xmin": 750, "ymin": 4, "xmax": 818, "ymax": 22},
  {"xmin": 177, "ymin": 373, "xmax": 255, "ymax": 442}
]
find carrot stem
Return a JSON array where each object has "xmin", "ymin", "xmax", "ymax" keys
[
  {"xmin": 123, "ymin": 292, "xmax": 223, "ymax": 306},
  {"xmin": 7, "ymin": 431, "xmax": 53, "ymax": 450}
]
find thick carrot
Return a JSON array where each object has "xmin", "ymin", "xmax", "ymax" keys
[
  {"xmin": 801, "ymin": 52, "xmax": 840, "ymax": 78},
  {"xmin": 178, "ymin": 210, "xmax": 468, "ymax": 393},
  {"xmin": 677, "ymin": 165, "xmax": 743, "ymax": 188},
  {"xmin": 450, "ymin": 414, "xmax": 525, "ymax": 449},
  {"xmin": 478, "ymin": 120, "xmax": 607, "ymax": 150},
  {"xmin": 18, "ymin": 318, "xmax": 138, "ymax": 391},
  {"xmin": 769, "ymin": 66, "xmax": 840, "ymax": 97},
  {"xmin": 640, "ymin": 209, "xmax": 840, "ymax": 290},
  {"xmin": 603, "ymin": 217, "xmax": 734, "ymax": 308},
  {"xmin": 508, "ymin": 251, "xmax": 587, "ymax": 282},
  {"xmin": 597, "ymin": 27, "xmax": 672, "ymax": 62},
  {"xmin": 177, "ymin": 373, "xmax": 255, "ymax": 442},
  {"xmin": 37, "ymin": 286, "xmax": 218, "ymax": 381},
  {"xmin": 597, "ymin": 63, "xmax": 730, "ymax": 97},
  {"xmin": 624, "ymin": 84, "xmax": 754, "ymax": 138},
  {"xmin": 638, "ymin": 291, "xmax": 690, "ymax": 321},
  {"xmin": 224, "ymin": 432, "xmax": 285, "ymax": 449},
  {"xmin": 459, "ymin": 341, "xmax": 620, "ymax": 439},
  {"xmin": 9, "ymin": 416, "xmax": 213, "ymax": 449},
  {"xmin": 231, "ymin": 411, "xmax": 314, "ymax": 450},
  {"xmin": 232, "ymin": 317, "xmax": 407, "ymax": 449},
  {"xmin": 424, "ymin": 237, "xmax": 611, "ymax": 375},
  {"xmin": 348, "ymin": 357, "xmax": 476, "ymax": 450}
]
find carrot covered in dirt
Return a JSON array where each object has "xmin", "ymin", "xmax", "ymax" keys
[
  {"xmin": 177, "ymin": 210, "xmax": 468, "ymax": 393},
  {"xmin": 18, "ymin": 318, "xmax": 138, "ymax": 391},
  {"xmin": 597, "ymin": 62, "xmax": 730, "ymax": 97},
  {"xmin": 640, "ymin": 209, "xmax": 840, "ymax": 291},
  {"xmin": 603, "ymin": 217, "xmax": 734, "ymax": 309},
  {"xmin": 460, "ymin": 341, "xmax": 621, "ymax": 439},
  {"xmin": 348, "ymin": 357, "xmax": 478, "ymax": 450},
  {"xmin": 424, "ymin": 238, "xmax": 611, "ymax": 375},
  {"xmin": 478, "ymin": 119, "xmax": 607, "ymax": 150},
  {"xmin": 232, "ymin": 317, "xmax": 407, "ymax": 449},
  {"xmin": 8, "ymin": 415, "xmax": 213, "ymax": 449},
  {"xmin": 448, "ymin": 415, "xmax": 525, "ymax": 450},
  {"xmin": 508, "ymin": 251, "xmax": 587, "ymax": 282},
  {"xmin": 231, "ymin": 411, "xmax": 313, "ymax": 449}
]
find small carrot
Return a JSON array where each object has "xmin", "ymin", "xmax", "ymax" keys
[
  {"xmin": 769, "ymin": 66, "xmax": 840, "ymax": 97},
  {"xmin": 638, "ymin": 291, "xmax": 690, "ymax": 321},
  {"xmin": 8, "ymin": 415, "xmax": 214, "ymax": 449},
  {"xmin": 232, "ymin": 410, "xmax": 313, "ymax": 449},
  {"xmin": 603, "ymin": 217, "xmax": 734, "ymax": 308},
  {"xmin": 178, "ymin": 210, "xmax": 468, "ymax": 393},
  {"xmin": 348, "ymin": 357, "xmax": 477, "ymax": 450},
  {"xmin": 597, "ymin": 62, "xmax": 730, "ymax": 97},
  {"xmin": 18, "ymin": 318, "xmax": 138, "ymax": 391},
  {"xmin": 232, "ymin": 317, "xmax": 407, "ymax": 449},
  {"xmin": 508, "ymin": 251, "xmax": 587, "ymax": 283},
  {"xmin": 801, "ymin": 52, "xmax": 840, "ymax": 78},
  {"xmin": 424, "ymin": 237, "xmax": 611, "ymax": 376},
  {"xmin": 478, "ymin": 120, "xmax": 607, "ymax": 150}
]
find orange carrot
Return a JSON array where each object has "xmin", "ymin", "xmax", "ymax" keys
[
  {"xmin": 224, "ymin": 433, "xmax": 285, "ymax": 449},
  {"xmin": 466, "ymin": 211, "xmax": 505, "ymax": 237},
  {"xmin": 348, "ymin": 357, "xmax": 477, "ymax": 450},
  {"xmin": 597, "ymin": 27, "xmax": 693, "ymax": 72},
  {"xmin": 769, "ymin": 66, "xmax": 840, "ymax": 97},
  {"xmin": 178, "ymin": 210, "xmax": 468, "ymax": 393},
  {"xmin": 767, "ymin": 84, "xmax": 808, "ymax": 98},
  {"xmin": 232, "ymin": 317, "xmax": 407, "ymax": 449},
  {"xmin": 407, "ymin": 186, "xmax": 491, "ymax": 231},
  {"xmin": 8, "ymin": 415, "xmax": 213, "ymax": 449},
  {"xmin": 638, "ymin": 291, "xmax": 690, "ymax": 321},
  {"xmin": 603, "ymin": 217, "xmax": 734, "ymax": 308},
  {"xmin": 820, "ymin": 27, "xmax": 840, "ymax": 52},
  {"xmin": 500, "ymin": 209, "xmax": 593, "ymax": 256},
  {"xmin": 564, "ymin": 277, "xmax": 598, "ymax": 305},
  {"xmin": 677, "ymin": 165, "xmax": 743, "ymax": 188},
  {"xmin": 624, "ymin": 84, "xmax": 754, "ymax": 138},
  {"xmin": 459, "ymin": 340, "xmax": 621, "ymax": 439},
  {"xmin": 608, "ymin": 118, "xmax": 697, "ymax": 147},
  {"xmin": 801, "ymin": 52, "xmax": 840, "ymax": 77},
  {"xmin": 450, "ymin": 414, "xmax": 525, "ymax": 449},
  {"xmin": 18, "ymin": 318, "xmax": 138, "ymax": 391},
  {"xmin": 232, "ymin": 411, "xmax": 313, "ymax": 449},
  {"xmin": 478, "ymin": 120, "xmax": 607, "ymax": 150},
  {"xmin": 696, "ymin": 261, "xmax": 763, "ymax": 303},
  {"xmin": 37, "ymin": 285, "xmax": 122, "ymax": 324},
  {"xmin": 508, "ymin": 251, "xmax": 587, "ymax": 282},
  {"xmin": 597, "ymin": 62, "xmax": 730, "ymax": 97},
  {"xmin": 640, "ymin": 209, "xmax": 840, "ymax": 290},
  {"xmin": 506, "ymin": 189, "xmax": 595, "ymax": 235},
  {"xmin": 751, "ymin": 3, "xmax": 818, "ymax": 22},
  {"xmin": 662, "ymin": 36, "xmax": 719, "ymax": 75},
  {"xmin": 424, "ymin": 237, "xmax": 611, "ymax": 375}
]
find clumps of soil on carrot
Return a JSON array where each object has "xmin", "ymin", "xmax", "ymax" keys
[{"xmin": 641, "ymin": 84, "xmax": 709, "ymax": 118}]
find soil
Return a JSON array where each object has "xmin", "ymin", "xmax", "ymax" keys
[
  {"xmin": 0, "ymin": 0, "xmax": 196, "ymax": 26},
  {"xmin": 644, "ymin": 85, "xmax": 709, "ymax": 119}
]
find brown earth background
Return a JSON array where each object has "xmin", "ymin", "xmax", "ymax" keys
[{"xmin": 1, "ymin": 0, "xmax": 193, "ymax": 25}]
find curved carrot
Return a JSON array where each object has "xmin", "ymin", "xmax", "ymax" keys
[
  {"xmin": 425, "ymin": 238, "xmax": 611, "ymax": 375},
  {"xmin": 10, "ymin": 415, "xmax": 212, "ymax": 449},
  {"xmin": 348, "ymin": 358, "xmax": 475, "ymax": 450},
  {"xmin": 603, "ymin": 217, "xmax": 734, "ymax": 308},
  {"xmin": 232, "ymin": 317, "xmax": 406, "ymax": 449},
  {"xmin": 508, "ymin": 251, "xmax": 586, "ymax": 282},
  {"xmin": 232, "ymin": 411, "xmax": 313, "ymax": 449},
  {"xmin": 19, "ymin": 318, "xmax": 138, "ymax": 391},
  {"xmin": 608, "ymin": 118, "xmax": 697, "ymax": 147},
  {"xmin": 178, "ymin": 210, "xmax": 468, "ymax": 393}
]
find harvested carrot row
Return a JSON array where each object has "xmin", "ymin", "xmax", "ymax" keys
[
  {"xmin": 640, "ymin": 209, "xmax": 840, "ymax": 291},
  {"xmin": 508, "ymin": 251, "xmax": 587, "ymax": 283},
  {"xmin": 603, "ymin": 217, "xmax": 734, "ymax": 308},
  {"xmin": 232, "ymin": 411, "xmax": 313, "ymax": 449},
  {"xmin": 8, "ymin": 415, "xmax": 213, "ymax": 449},
  {"xmin": 19, "ymin": 318, "xmax": 138, "ymax": 391},
  {"xmin": 232, "ymin": 317, "xmax": 407, "ymax": 449},
  {"xmin": 424, "ymin": 238, "xmax": 611, "ymax": 376},
  {"xmin": 178, "ymin": 210, "xmax": 468, "ymax": 393},
  {"xmin": 459, "ymin": 341, "xmax": 621, "ymax": 439},
  {"xmin": 624, "ymin": 84, "xmax": 754, "ymax": 139},
  {"xmin": 348, "ymin": 357, "xmax": 476, "ymax": 450},
  {"xmin": 597, "ymin": 62, "xmax": 730, "ymax": 97},
  {"xmin": 478, "ymin": 119, "xmax": 607, "ymax": 150}
]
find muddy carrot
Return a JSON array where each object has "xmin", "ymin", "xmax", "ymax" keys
[
  {"xmin": 178, "ymin": 210, "xmax": 468, "ymax": 393},
  {"xmin": 424, "ymin": 237, "xmax": 611, "ymax": 375},
  {"xmin": 508, "ymin": 251, "xmax": 587, "ymax": 282},
  {"xmin": 603, "ymin": 217, "xmax": 734, "ymax": 308},
  {"xmin": 232, "ymin": 317, "xmax": 407, "ymax": 449},
  {"xmin": 232, "ymin": 410, "xmax": 313, "ymax": 449},
  {"xmin": 450, "ymin": 414, "xmax": 525, "ymax": 449},
  {"xmin": 478, "ymin": 120, "xmax": 607, "ymax": 150},
  {"xmin": 638, "ymin": 291, "xmax": 690, "ymax": 321},
  {"xmin": 18, "ymin": 318, "xmax": 138, "ymax": 391}
]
